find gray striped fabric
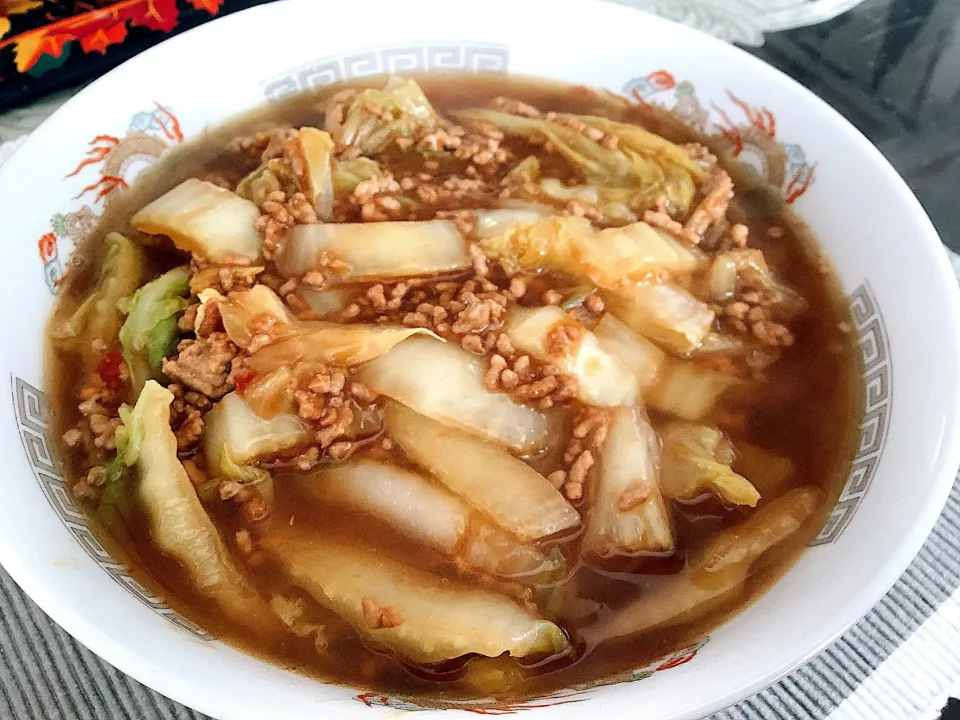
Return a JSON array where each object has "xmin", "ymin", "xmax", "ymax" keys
[
  {"xmin": 0, "ymin": 480, "xmax": 957, "ymax": 719},
  {"xmin": 711, "ymin": 473, "xmax": 960, "ymax": 719}
]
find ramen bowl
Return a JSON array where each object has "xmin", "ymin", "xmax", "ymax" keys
[{"xmin": 0, "ymin": 1, "xmax": 958, "ymax": 718}]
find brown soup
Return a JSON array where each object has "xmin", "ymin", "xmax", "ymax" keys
[{"xmin": 46, "ymin": 73, "xmax": 861, "ymax": 702}]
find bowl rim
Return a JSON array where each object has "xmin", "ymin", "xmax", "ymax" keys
[{"xmin": 0, "ymin": 0, "xmax": 958, "ymax": 718}]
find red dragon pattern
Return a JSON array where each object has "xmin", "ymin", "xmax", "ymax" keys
[{"xmin": 625, "ymin": 70, "xmax": 817, "ymax": 204}]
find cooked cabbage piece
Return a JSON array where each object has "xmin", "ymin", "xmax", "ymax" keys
[
  {"xmin": 583, "ymin": 406, "xmax": 674, "ymax": 558},
  {"xmin": 660, "ymin": 423, "xmax": 761, "ymax": 507},
  {"xmin": 471, "ymin": 209, "xmax": 549, "ymax": 240},
  {"xmin": 52, "ymin": 232, "xmax": 145, "ymax": 349},
  {"xmin": 647, "ymin": 360, "xmax": 743, "ymax": 421},
  {"xmin": 384, "ymin": 401, "xmax": 579, "ymax": 542},
  {"xmin": 132, "ymin": 179, "xmax": 262, "ymax": 261},
  {"xmin": 708, "ymin": 249, "xmax": 807, "ymax": 319},
  {"xmin": 356, "ymin": 336, "xmax": 555, "ymax": 453},
  {"xmin": 603, "ymin": 486, "xmax": 821, "ymax": 638},
  {"xmin": 95, "ymin": 409, "xmax": 139, "ymax": 551},
  {"xmin": 118, "ymin": 266, "xmax": 190, "ymax": 394},
  {"xmin": 296, "ymin": 459, "xmax": 553, "ymax": 578},
  {"xmin": 332, "ymin": 157, "xmax": 384, "ymax": 194},
  {"xmin": 127, "ymin": 381, "xmax": 271, "ymax": 623},
  {"xmin": 204, "ymin": 392, "xmax": 310, "ymax": 478},
  {"xmin": 600, "ymin": 282, "xmax": 715, "ymax": 354},
  {"xmin": 213, "ymin": 285, "xmax": 437, "ymax": 370},
  {"xmin": 236, "ymin": 159, "xmax": 294, "ymax": 206},
  {"xmin": 326, "ymin": 76, "xmax": 441, "ymax": 155},
  {"xmin": 295, "ymin": 127, "xmax": 335, "ymax": 219},
  {"xmin": 592, "ymin": 313, "xmax": 665, "ymax": 389},
  {"xmin": 461, "ymin": 524, "xmax": 564, "ymax": 580},
  {"xmin": 265, "ymin": 531, "xmax": 569, "ymax": 663},
  {"xmin": 276, "ymin": 221, "xmax": 470, "ymax": 281},
  {"xmin": 245, "ymin": 323, "xmax": 438, "ymax": 374},
  {"xmin": 504, "ymin": 305, "xmax": 638, "ymax": 406},
  {"xmin": 479, "ymin": 216, "xmax": 701, "ymax": 290},
  {"xmin": 456, "ymin": 108, "xmax": 701, "ymax": 213},
  {"xmin": 733, "ymin": 440, "xmax": 796, "ymax": 498},
  {"xmin": 295, "ymin": 286, "xmax": 356, "ymax": 318},
  {"xmin": 212, "ymin": 285, "xmax": 295, "ymax": 350},
  {"xmin": 303, "ymin": 459, "xmax": 468, "ymax": 553}
]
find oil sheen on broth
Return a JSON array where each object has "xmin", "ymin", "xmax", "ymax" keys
[{"xmin": 46, "ymin": 73, "xmax": 861, "ymax": 701}]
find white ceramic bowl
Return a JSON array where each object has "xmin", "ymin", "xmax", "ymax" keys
[{"xmin": 1, "ymin": 1, "xmax": 958, "ymax": 718}]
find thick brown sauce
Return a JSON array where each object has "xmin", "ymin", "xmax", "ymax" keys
[{"xmin": 46, "ymin": 73, "xmax": 862, "ymax": 702}]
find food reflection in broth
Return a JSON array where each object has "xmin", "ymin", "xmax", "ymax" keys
[{"xmin": 46, "ymin": 73, "xmax": 861, "ymax": 699}]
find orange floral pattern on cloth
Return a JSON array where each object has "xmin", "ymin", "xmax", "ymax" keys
[{"xmin": 0, "ymin": 0, "xmax": 222, "ymax": 73}]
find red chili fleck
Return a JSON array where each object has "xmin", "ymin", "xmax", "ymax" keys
[
  {"xmin": 97, "ymin": 350, "xmax": 125, "ymax": 390},
  {"xmin": 233, "ymin": 369, "xmax": 257, "ymax": 396}
]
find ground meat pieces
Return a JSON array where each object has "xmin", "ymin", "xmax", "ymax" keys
[
  {"xmin": 542, "ymin": 289, "xmax": 562, "ymax": 306},
  {"xmin": 362, "ymin": 597, "xmax": 402, "ymax": 629},
  {"xmin": 288, "ymin": 366, "xmax": 380, "ymax": 462},
  {"xmin": 69, "ymin": 347, "xmax": 128, "ymax": 471},
  {"xmin": 729, "ymin": 223, "xmax": 749, "ymax": 248},
  {"xmin": 174, "ymin": 411, "xmax": 205, "ymax": 453},
  {"xmin": 348, "ymin": 276, "xmax": 509, "ymax": 346},
  {"xmin": 452, "ymin": 125, "xmax": 511, "ymax": 171},
  {"xmin": 255, "ymin": 190, "xmax": 318, "ymax": 259},
  {"xmin": 564, "ymin": 451, "xmax": 594, "ymax": 501},
  {"xmin": 683, "ymin": 168, "xmax": 734, "ymax": 240},
  {"xmin": 88, "ymin": 414, "xmax": 122, "ymax": 450},
  {"xmin": 418, "ymin": 127, "xmax": 464, "ymax": 153},
  {"xmin": 585, "ymin": 294, "xmax": 605, "ymax": 315},
  {"xmin": 451, "ymin": 295, "xmax": 495, "ymax": 334},
  {"xmin": 162, "ymin": 333, "xmax": 237, "ymax": 399},
  {"xmin": 568, "ymin": 292, "xmax": 606, "ymax": 326},
  {"xmin": 720, "ymin": 289, "xmax": 795, "ymax": 347},
  {"xmin": 241, "ymin": 492, "xmax": 271, "ymax": 524},
  {"xmin": 552, "ymin": 407, "xmax": 610, "ymax": 502},
  {"xmin": 643, "ymin": 209, "xmax": 699, "ymax": 246},
  {"xmin": 508, "ymin": 276, "xmax": 527, "ymax": 299},
  {"xmin": 179, "ymin": 304, "xmax": 199, "ymax": 333},
  {"xmin": 195, "ymin": 301, "xmax": 224, "ymax": 339},
  {"xmin": 293, "ymin": 446, "xmax": 321, "ymax": 471},
  {"xmin": 168, "ymin": 383, "xmax": 214, "ymax": 454},
  {"xmin": 751, "ymin": 320, "xmax": 795, "ymax": 347},
  {"xmin": 617, "ymin": 481, "xmax": 652, "ymax": 512},
  {"xmin": 484, "ymin": 347, "xmax": 579, "ymax": 411},
  {"xmin": 324, "ymin": 89, "xmax": 359, "ymax": 139},
  {"xmin": 72, "ymin": 465, "xmax": 107, "ymax": 501},
  {"xmin": 62, "ymin": 427, "xmax": 83, "ymax": 449},
  {"xmin": 188, "ymin": 254, "xmax": 263, "ymax": 296},
  {"xmin": 490, "ymin": 96, "xmax": 542, "ymax": 118},
  {"xmin": 349, "ymin": 174, "xmax": 405, "ymax": 222},
  {"xmin": 436, "ymin": 209, "xmax": 477, "ymax": 237},
  {"xmin": 544, "ymin": 111, "xmax": 618, "ymax": 150},
  {"xmin": 683, "ymin": 142, "xmax": 718, "ymax": 167},
  {"xmin": 513, "ymin": 375, "xmax": 559, "ymax": 402},
  {"xmin": 230, "ymin": 127, "xmax": 297, "ymax": 163},
  {"xmin": 545, "ymin": 323, "xmax": 582, "ymax": 356},
  {"xmin": 219, "ymin": 480, "xmax": 272, "ymax": 524}
]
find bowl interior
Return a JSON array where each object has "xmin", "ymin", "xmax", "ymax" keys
[{"xmin": 0, "ymin": 1, "xmax": 958, "ymax": 719}]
